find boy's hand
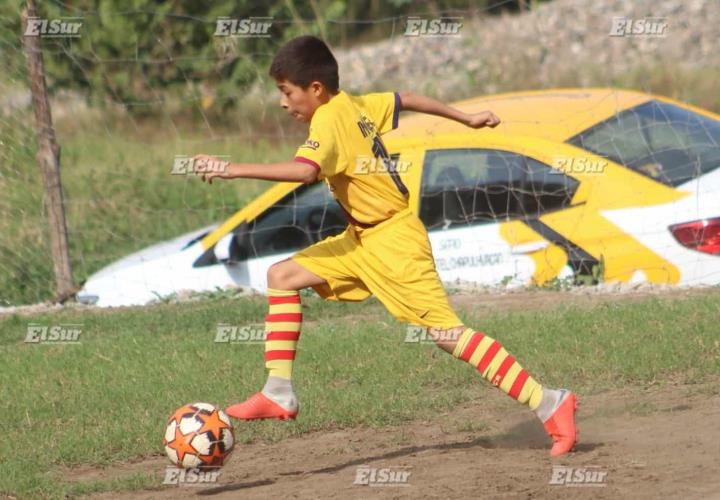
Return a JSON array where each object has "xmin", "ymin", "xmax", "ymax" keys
[
  {"xmin": 464, "ymin": 110, "xmax": 501, "ymax": 129},
  {"xmin": 192, "ymin": 154, "xmax": 233, "ymax": 184}
]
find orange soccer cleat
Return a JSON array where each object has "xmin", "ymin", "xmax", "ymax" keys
[
  {"xmin": 543, "ymin": 391, "xmax": 578, "ymax": 457},
  {"xmin": 225, "ymin": 392, "xmax": 298, "ymax": 421}
]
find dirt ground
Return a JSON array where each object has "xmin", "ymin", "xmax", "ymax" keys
[
  {"xmin": 72, "ymin": 287, "xmax": 720, "ymax": 500},
  {"xmin": 81, "ymin": 381, "xmax": 719, "ymax": 499}
]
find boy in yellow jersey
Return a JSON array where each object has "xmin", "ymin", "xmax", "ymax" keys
[{"xmin": 194, "ymin": 35, "xmax": 577, "ymax": 457}]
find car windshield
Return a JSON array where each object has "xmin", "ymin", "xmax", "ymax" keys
[
  {"xmin": 243, "ymin": 182, "xmax": 346, "ymax": 259},
  {"xmin": 567, "ymin": 100, "xmax": 720, "ymax": 187}
]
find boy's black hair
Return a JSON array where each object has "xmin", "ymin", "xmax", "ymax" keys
[{"xmin": 269, "ymin": 35, "xmax": 339, "ymax": 93}]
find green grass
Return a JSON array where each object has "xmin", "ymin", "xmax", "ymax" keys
[
  {"xmin": 0, "ymin": 114, "xmax": 299, "ymax": 306},
  {"xmin": 1, "ymin": 291, "xmax": 719, "ymax": 497}
]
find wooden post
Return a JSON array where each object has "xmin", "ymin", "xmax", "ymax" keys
[{"xmin": 21, "ymin": 0, "xmax": 76, "ymax": 303}]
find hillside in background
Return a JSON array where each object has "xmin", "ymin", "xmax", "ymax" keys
[
  {"xmin": 2, "ymin": 0, "xmax": 719, "ymax": 121},
  {"xmin": 333, "ymin": 0, "xmax": 719, "ymax": 109}
]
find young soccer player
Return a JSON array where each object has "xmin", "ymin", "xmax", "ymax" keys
[{"xmin": 194, "ymin": 35, "xmax": 577, "ymax": 456}]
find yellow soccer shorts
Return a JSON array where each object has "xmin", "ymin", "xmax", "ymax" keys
[{"xmin": 291, "ymin": 207, "xmax": 463, "ymax": 330}]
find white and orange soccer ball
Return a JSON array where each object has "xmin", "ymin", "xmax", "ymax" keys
[{"xmin": 163, "ymin": 402, "xmax": 235, "ymax": 468}]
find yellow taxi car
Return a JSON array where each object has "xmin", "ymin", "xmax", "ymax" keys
[{"xmin": 78, "ymin": 88, "xmax": 720, "ymax": 307}]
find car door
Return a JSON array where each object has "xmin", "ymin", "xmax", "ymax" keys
[{"xmin": 417, "ymin": 147, "xmax": 580, "ymax": 286}]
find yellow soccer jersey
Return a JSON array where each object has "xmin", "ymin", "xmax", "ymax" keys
[{"xmin": 294, "ymin": 91, "xmax": 409, "ymax": 226}]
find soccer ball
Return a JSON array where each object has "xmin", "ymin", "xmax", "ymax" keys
[{"xmin": 163, "ymin": 402, "xmax": 235, "ymax": 468}]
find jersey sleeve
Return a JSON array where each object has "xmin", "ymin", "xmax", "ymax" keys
[
  {"xmin": 361, "ymin": 92, "xmax": 401, "ymax": 135},
  {"xmin": 294, "ymin": 112, "xmax": 341, "ymax": 180}
]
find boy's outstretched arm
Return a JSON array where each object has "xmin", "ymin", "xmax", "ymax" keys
[
  {"xmin": 191, "ymin": 155, "xmax": 318, "ymax": 185},
  {"xmin": 397, "ymin": 91, "xmax": 500, "ymax": 129}
]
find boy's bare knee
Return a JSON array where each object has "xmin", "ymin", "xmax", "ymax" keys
[
  {"xmin": 428, "ymin": 325, "xmax": 465, "ymax": 354},
  {"xmin": 267, "ymin": 261, "xmax": 292, "ymax": 289},
  {"xmin": 267, "ymin": 258, "xmax": 326, "ymax": 291}
]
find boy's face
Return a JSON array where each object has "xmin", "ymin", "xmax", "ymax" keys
[{"xmin": 275, "ymin": 79, "xmax": 332, "ymax": 123}]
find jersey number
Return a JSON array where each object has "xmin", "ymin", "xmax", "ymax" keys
[{"xmin": 371, "ymin": 136, "xmax": 408, "ymax": 195}]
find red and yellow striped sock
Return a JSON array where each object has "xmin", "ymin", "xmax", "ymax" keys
[
  {"xmin": 452, "ymin": 328, "xmax": 544, "ymax": 410},
  {"xmin": 264, "ymin": 288, "xmax": 302, "ymax": 380}
]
